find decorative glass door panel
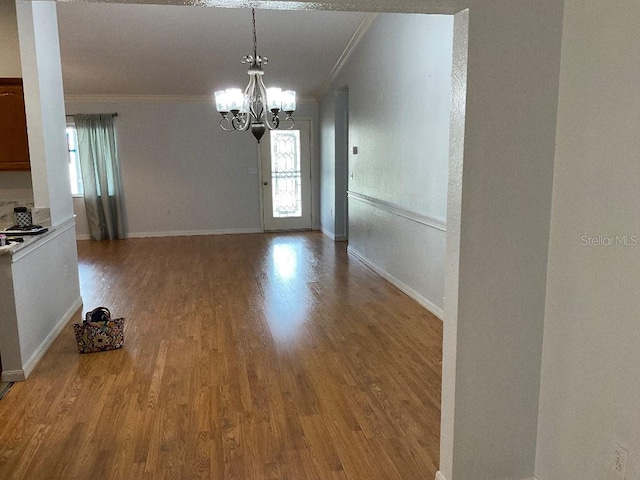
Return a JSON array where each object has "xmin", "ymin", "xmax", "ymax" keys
[
  {"xmin": 261, "ymin": 120, "xmax": 312, "ymax": 231},
  {"xmin": 271, "ymin": 130, "xmax": 302, "ymax": 218}
]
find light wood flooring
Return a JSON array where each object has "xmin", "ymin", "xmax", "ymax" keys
[{"xmin": 0, "ymin": 232, "xmax": 442, "ymax": 479}]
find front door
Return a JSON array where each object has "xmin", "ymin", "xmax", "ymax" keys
[{"xmin": 261, "ymin": 120, "xmax": 312, "ymax": 231}]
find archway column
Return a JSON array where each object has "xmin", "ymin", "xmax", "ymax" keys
[
  {"xmin": 17, "ymin": 0, "xmax": 73, "ymax": 226},
  {"xmin": 440, "ymin": 1, "xmax": 564, "ymax": 479},
  {"xmin": 0, "ymin": 1, "xmax": 81, "ymax": 382}
]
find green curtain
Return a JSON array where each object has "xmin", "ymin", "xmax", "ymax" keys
[{"xmin": 74, "ymin": 114, "xmax": 126, "ymax": 241}]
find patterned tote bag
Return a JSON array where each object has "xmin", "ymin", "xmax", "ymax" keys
[{"xmin": 73, "ymin": 307, "xmax": 125, "ymax": 353}]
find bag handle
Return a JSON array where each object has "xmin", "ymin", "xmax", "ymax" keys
[{"xmin": 85, "ymin": 307, "xmax": 111, "ymax": 326}]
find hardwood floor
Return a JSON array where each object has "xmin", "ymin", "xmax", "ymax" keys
[{"xmin": 0, "ymin": 232, "xmax": 442, "ymax": 479}]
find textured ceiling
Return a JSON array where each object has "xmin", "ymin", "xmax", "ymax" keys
[{"xmin": 56, "ymin": 2, "xmax": 368, "ymax": 99}]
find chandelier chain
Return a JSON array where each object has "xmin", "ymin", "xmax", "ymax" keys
[{"xmin": 252, "ymin": 8, "xmax": 257, "ymax": 60}]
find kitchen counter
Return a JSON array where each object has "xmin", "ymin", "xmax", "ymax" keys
[
  {"xmin": 0, "ymin": 217, "xmax": 81, "ymax": 382},
  {"xmin": 0, "ymin": 227, "xmax": 54, "ymax": 262}
]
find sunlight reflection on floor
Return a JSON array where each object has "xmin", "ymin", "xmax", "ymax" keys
[{"xmin": 264, "ymin": 239, "xmax": 311, "ymax": 344}]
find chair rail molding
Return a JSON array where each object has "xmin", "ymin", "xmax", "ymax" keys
[{"xmin": 348, "ymin": 190, "xmax": 446, "ymax": 232}]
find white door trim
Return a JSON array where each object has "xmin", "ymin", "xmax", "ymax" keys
[{"xmin": 259, "ymin": 117, "xmax": 314, "ymax": 232}]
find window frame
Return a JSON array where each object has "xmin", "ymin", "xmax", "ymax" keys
[{"xmin": 65, "ymin": 121, "xmax": 84, "ymax": 198}]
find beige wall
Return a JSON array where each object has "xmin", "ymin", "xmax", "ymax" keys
[
  {"xmin": 0, "ymin": 0, "xmax": 31, "ymax": 199},
  {"xmin": 0, "ymin": 0, "xmax": 21, "ymax": 77}
]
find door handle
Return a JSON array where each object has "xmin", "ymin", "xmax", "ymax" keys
[{"xmin": 263, "ymin": 181, "xmax": 268, "ymax": 186}]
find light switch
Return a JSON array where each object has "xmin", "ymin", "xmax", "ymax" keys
[{"xmin": 352, "ymin": 146, "xmax": 358, "ymax": 155}]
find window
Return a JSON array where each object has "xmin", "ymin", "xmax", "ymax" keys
[{"xmin": 66, "ymin": 124, "xmax": 83, "ymax": 196}]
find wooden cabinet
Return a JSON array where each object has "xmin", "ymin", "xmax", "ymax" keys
[{"xmin": 0, "ymin": 78, "xmax": 30, "ymax": 171}]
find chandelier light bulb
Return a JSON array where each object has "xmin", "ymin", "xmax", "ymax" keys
[
  {"xmin": 214, "ymin": 90, "xmax": 229, "ymax": 113},
  {"xmin": 282, "ymin": 90, "xmax": 296, "ymax": 114},
  {"xmin": 267, "ymin": 88, "xmax": 282, "ymax": 111},
  {"xmin": 226, "ymin": 88, "xmax": 244, "ymax": 112}
]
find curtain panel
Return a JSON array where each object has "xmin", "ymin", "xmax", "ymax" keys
[{"xmin": 74, "ymin": 114, "xmax": 126, "ymax": 241}]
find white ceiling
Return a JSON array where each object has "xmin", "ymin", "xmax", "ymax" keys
[{"xmin": 56, "ymin": 3, "xmax": 367, "ymax": 100}]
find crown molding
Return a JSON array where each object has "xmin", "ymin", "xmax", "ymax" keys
[
  {"xmin": 65, "ymin": 94, "xmax": 211, "ymax": 104},
  {"xmin": 65, "ymin": 94, "xmax": 317, "ymax": 105},
  {"xmin": 317, "ymin": 13, "xmax": 378, "ymax": 99}
]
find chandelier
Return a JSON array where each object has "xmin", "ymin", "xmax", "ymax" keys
[{"xmin": 214, "ymin": 8, "xmax": 296, "ymax": 143}]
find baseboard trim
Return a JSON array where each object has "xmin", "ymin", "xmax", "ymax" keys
[
  {"xmin": 1, "ymin": 296, "xmax": 83, "ymax": 382},
  {"xmin": 434, "ymin": 471, "xmax": 537, "ymax": 480},
  {"xmin": 0, "ymin": 370, "xmax": 24, "ymax": 383},
  {"xmin": 125, "ymin": 228, "xmax": 262, "ymax": 239},
  {"xmin": 347, "ymin": 246, "xmax": 444, "ymax": 320},
  {"xmin": 78, "ymin": 228, "xmax": 328, "ymax": 241},
  {"xmin": 321, "ymin": 227, "xmax": 335, "ymax": 241},
  {"xmin": 321, "ymin": 227, "xmax": 348, "ymax": 242}
]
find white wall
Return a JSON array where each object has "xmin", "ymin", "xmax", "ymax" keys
[
  {"xmin": 440, "ymin": 1, "xmax": 564, "ymax": 479},
  {"xmin": 13, "ymin": 225, "xmax": 80, "ymax": 375},
  {"xmin": 0, "ymin": 223, "xmax": 82, "ymax": 381},
  {"xmin": 319, "ymin": 13, "xmax": 454, "ymax": 316},
  {"xmin": 536, "ymin": 2, "xmax": 640, "ymax": 479},
  {"xmin": 319, "ymin": 93, "xmax": 336, "ymax": 236},
  {"xmin": 439, "ymin": 9, "xmax": 467, "ymax": 480},
  {"xmin": 347, "ymin": 14, "xmax": 451, "ymax": 217},
  {"xmin": 333, "ymin": 89, "xmax": 349, "ymax": 240},
  {"xmin": 319, "ymin": 87, "xmax": 349, "ymax": 241},
  {"xmin": 72, "ymin": 196, "xmax": 89, "ymax": 237},
  {"xmin": 67, "ymin": 100, "xmax": 319, "ymax": 238}
]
